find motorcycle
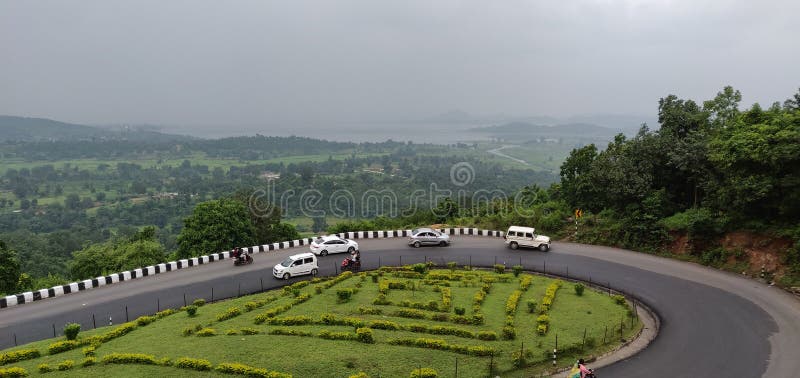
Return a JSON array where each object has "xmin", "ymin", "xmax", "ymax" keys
[
  {"xmin": 341, "ymin": 256, "xmax": 361, "ymax": 271},
  {"xmin": 232, "ymin": 249, "xmax": 253, "ymax": 266}
]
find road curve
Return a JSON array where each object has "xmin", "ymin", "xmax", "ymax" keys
[{"xmin": 2, "ymin": 237, "xmax": 798, "ymax": 378}]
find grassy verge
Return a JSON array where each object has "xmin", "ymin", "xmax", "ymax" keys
[{"xmin": 1, "ymin": 267, "xmax": 641, "ymax": 377}]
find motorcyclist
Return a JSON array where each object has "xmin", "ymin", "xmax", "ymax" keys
[{"xmin": 578, "ymin": 359, "xmax": 593, "ymax": 378}]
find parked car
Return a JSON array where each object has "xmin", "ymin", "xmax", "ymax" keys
[
  {"xmin": 310, "ymin": 235, "xmax": 359, "ymax": 256},
  {"xmin": 408, "ymin": 228, "xmax": 451, "ymax": 248},
  {"xmin": 273, "ymin": 252, "xmax": 318, "ymax": 279},
  {"xmin": 504, "ymin": 226, "xmax": 551, "ymax": 251}
]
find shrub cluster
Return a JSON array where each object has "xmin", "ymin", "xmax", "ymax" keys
[
  {"xmin": 268, "ymin": 329, "xmax": 313, "ymax": 337},
  {"xmin": 357, "ymin": 305, "xmax": 382, "ymax": 315},
  {"xmin": 254, "ymin": 294, "xmax": 311, "ymax": 324},
  {"xmin": 356, "ymin": 328, "xmax": 375, "ymax": 344},
  {"xmin": 536, "ymin": 314, "xmax": 550, "ymax": 335},
  {"xmin": 372, "ymin": 294, "xmax": 392, "ymax": 305},
  {"xmin": 427, "ymin": 272, "xmax": 463, "ymax": 281},
  {"xmin": 511, "ymin": 349, "xmax": 534, "ymax": 368},
  {"xmin": 368, "ymin": 320, "xmax": 401, "ymax": 330},
  {"xmin": 519, "ymin": 275, "xmax": 532, "ymax": 291},
  {"xmin": 136, "ymin": 315, "xmax": 157, "ymax": 326},
  {"xmin": 215, "ymin": 362, "xmax": 292, "ymax": 378},
  {"xmin": 388, "ymin": 338, "xmax": 495, "ymax": 356},
  {"xmin": 476, "ymin": 331, "xmax": 498, "ymax": 341},
  {"xmin": 318, "ymin": 330, "xmax": 356, "ymax": 341},
  {"xmin": 323, "ymin": 271, "xmax": 353, "ymax": 289},
  {"xmin": 216, "ymin": 307, "xmax": 243, "ymax": 322},
  {"xmin": 512, "ymin": 265, "xmax": 523, "ymax": 277},
  {"xmin": 336, "ymin": 288, "xmax": 355, "ymax": 302},
  {"xmin": 63, "ymin": 323, "xmax": 81, "ymax": 340},
  {"xmin": 410, "ymin": 367, "xmax": 438, "ymax": 378},
  {"xmin": 155, "ymin": 308, "xmax": 177, "ymax": 318},
  {"xmin": 393, "ymin": 308, "xmax": 427, "ymax": 319},
  {"xmin": 392, "ymin": 271, "xmax": 422, "ymax": 279},
  {"xmin": 0, "ymin": 367, "xmax": 28, "ymax": 377},
  {"xmin": 101, "ymin": 353, "xmax": 158, "ymax": 365},
  {"xmin": 47, "ymin": 340, "xmax": 81, "ymax": 355},
  {"xmin": 502, "ymin": 326, "xmax": 516, "ymax": 340},
  {"xmin": 186, "ymin": 305, "xmax": 198, "ymax": 317},
  {"xmin": 613, "ymin": 294, "xmax": 626, "ymax": 305},
  {"xmin": 196, "ymin": 328, "xmax": 216, "ymax": 337},
  {"xmin": 493, "ymin": 264, "xmax": 506, "ymax": 274},
  {"xmin": 440, "ymin": 287, "xmax": 451, "ymax": 310},
  {"xmin": 56, "ymin": 360, "xmax": 74, "ymax": 371},
  {"xmin": 574, "ymin": 283, "xmax": 585, "ymax": 296},
  {"xmin": 192, "ymin": 298, "xmax": 206, "ymax": 306},
  {"xmin": 539, "ymin": 280, "xmax": 562, "ymax": 314},
  {"xmin": 505, "ymin": 290, "xmax": 522, "ymax": 315},
  {"xmin": 38, "ymin": 363, "xmax": 52, "ymax": 373},
  {"xmin": 240, "ymin": 327, "xmax": 260, "ymax": 335},
  {"xmin": 526, "ymin": 299, "xmax": 538, "ymax": 313},
  {"xmin": 265, "ymin": 315, "xmax": 313, "ymax": 326},
  {"xmin": 81, "ymin": 357, "xmax": 96, "ymax": 367},
  {"xmin": 175, "ymin": 357, "xmax": 213, "ymax": 371},
  {"xmin": 319, "ymin": 313, "xmax": 364, "ymax": 328},
  {"xmin": 454, "ymin": 306, "xmax": 465, "ymax": 315},
  {"xmin": 0, "ymin": 349, "xmax": 40, "ymax": 366}
]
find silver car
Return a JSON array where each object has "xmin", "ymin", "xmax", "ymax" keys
[{"xmin": 408, "ymin": 228, "xmax": 451, "ymax": 248}]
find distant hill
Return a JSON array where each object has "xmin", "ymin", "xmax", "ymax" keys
[
  {"xmin": 470, "ymin": 122, "xmax": 626, "ymax": 139},
  {"xmin": 0, "ymin": 115, "xmax": 192, "ymax": 142}
]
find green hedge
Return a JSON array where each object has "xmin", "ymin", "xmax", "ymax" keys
[
  {"xmin": 215, "ymin": 362, "xmax": 292, "ymax": 378},
  {"xmin": 0, "ymin": 367, "xmax": 28, "ymax": 377},
  {"xmin": 101, "ymin": 353, "xmax": 158, "ymax": 365},
  {"xmin": 216, "ymin": 307, "xmax": 243, "ymax": 322},
  {"xmin": 410, "ymin": 367, "xmax": 438, "ymax": 378},
  {"xmin": 175, "ymin": 357, "xmax": 212, "ymax": 371},
  {"xmin": 0, "ymin": 349, "xmax": 40, "ymax": 366},
  {"xmin": 47, "ymin": 340, "xmax": 82, "ymax": 355}
]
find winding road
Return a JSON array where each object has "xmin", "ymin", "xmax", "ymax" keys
[{"xmin": 2, "ymin": 237, "xmax": 799, "ymax": 377}]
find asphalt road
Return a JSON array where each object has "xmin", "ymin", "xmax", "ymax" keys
[{"xmin": 2, "ymin": 237, "xmax": 799, "ymax": 378}]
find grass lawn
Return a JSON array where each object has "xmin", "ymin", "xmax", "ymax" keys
[{"xmin": 0, "ymin": 267, "xmax": 641, "ymax": 378}]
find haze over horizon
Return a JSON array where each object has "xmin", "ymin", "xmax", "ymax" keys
[{"xmin": 2, "ymin": 0, "xmax": 798, "ymax": 132}]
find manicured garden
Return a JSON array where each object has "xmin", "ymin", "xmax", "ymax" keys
[{"xmin": 0, "ymin": 264, "xmax": 641, "ymax": 377}]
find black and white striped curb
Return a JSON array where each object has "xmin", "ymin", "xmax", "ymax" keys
[{"xmin": 1, "ymin": 228, "xmax": 503, "ymax": 309}]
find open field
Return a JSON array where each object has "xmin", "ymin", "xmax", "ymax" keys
[{"xmin": 0, "ymin": 267, "xmax": 640, "ymax": 377}]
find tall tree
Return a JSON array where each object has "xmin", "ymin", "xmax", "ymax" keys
[
  {"xmin": 0, "ymin": 240, "xmax": 21, "ymax": 294},
  {"xmin": 176, "ymin": 198, "xmax": 256, "ymax": 258}
]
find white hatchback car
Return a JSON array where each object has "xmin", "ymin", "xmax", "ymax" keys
[
  {"xmin": 504, "ymin": 226, "xmax": 551, "ymax": 251},
  {"xmin": 273, "ymin": 253, "xmax": 319, "ymax": 279},
  {"xmin": 310, "ymin": 235, "xmax": 359, "ymax": 256}
]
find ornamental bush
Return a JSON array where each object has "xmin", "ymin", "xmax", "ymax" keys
[
  {"xmin": 476, "ymin": 331, "xmax": 498, "ymax": 341},
  {"xmin": 186, "ymin": 305, "xmax": 198, "ymax": 317},
  {"xmin": 175, "ymin": 357, "xmax": 212, "ymax": 371},
  {"xmin": 216, "ymin": 307, "xmax": 242, "ymax": 322},
  {"xmin": 215, "ymin": 362, "xmax": 292, "ymax": 378},
  {"xmin": 410, "ymin": 367, "xmax": 438, "ymax": 378},
  {"xmin": 0, "ymin": 367, "xmax": 27, "ymax": 377},
  {"xmin": 502, "ymin": 326, "xmax": 516, "ymax": 340},
  {"xmin": 454, "ymin": 306, "xmax": 465, "ymax": 315},
  {"xmin": 493, "ymin": 264, "xmax": 505, "ymax": 274},
  {"xmin": 57, "ymin": 360, "xmax": 74, "ymax": 371},
  {"xmin": 63, "ymin": 323, "xmax": 81, "ymax": 340},
  {"xmin": 574, "ymin": 283, "xmax": 585, "ymax": 296},
  {"xmin": 196, "ymin": 328, "xmax": 216, "ymax": 337},
  {"xmin": 136, "ymin": 315, "xmax": 156, "ymax": 326},
  {"xmin": 356, "ymin": 328, "xmax": 375, "ymax": 344},
  {"xmin": 512, "ymin": 265, "xmax": 523, "ymax": 277},
  {"xmin": 38, "ymin": 364, "xmax": 52, "ymax": 373},
  {"xmin": 336, "ymin": 289, "xmax": 354, "ymax": 302},
  {"xmin": 101, "ymin": 353, "xmax": 158, "ymax": 365},
  {"xmin": 0, "ymin": 349, "xmax": 40, "ymax": 365},
  {"xmin": 48, "ymin": 340, "xmax": 81, "ymax": 355},
  {"xmin": 527, "ymin": 300, "xmax": 538, "ymax": 313},
  {"xmin": 368, "ymin": 320, "xmax": 400, "ymax": 330},
  {"xmin": 81, "ymin": 357, "xmax": 96, "ymax": 367}
]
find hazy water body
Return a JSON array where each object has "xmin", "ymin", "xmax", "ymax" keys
[{"xmin": 161, "ymin": 122, "xmax": 491, "ymax": 144}]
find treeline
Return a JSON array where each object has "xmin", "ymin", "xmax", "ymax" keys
[{"xmin": 556, "ymin": 87, "xmax": 800, "ymax": 284}]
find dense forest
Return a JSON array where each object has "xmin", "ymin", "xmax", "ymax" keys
[{"xmin": 1, "ymin": 87, "xmax": 798, "ymax": 295}]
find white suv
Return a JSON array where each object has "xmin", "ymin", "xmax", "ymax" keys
[
  {"xmin": 504, "ymin": 226, "xmax": 551, "ymax": 251},
  {"xmin": 273, "ymin": 252, "xmax": 319, "ymax": 279}
]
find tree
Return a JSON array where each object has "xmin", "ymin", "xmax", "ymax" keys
[
  {"xmin": 703, "ymin": 86, "xmax": 742, "ymax": 128},
  {"xmin": 559, "ymin": 144, "xmax": 599, "ymax": 210},
  {"xmin": 312, "ymin": 216, "xmax": 328, "ymax": 233},
  {"xmin": 115, "ymin": 240, "xmax": 166, "ymax": 271},
  {"xmin": 231, "ymin": 190, "xmax": 299, "ymax": 244},
  {"xmin": 176, "ymin": 198, "xmax": 256, "ymax": 258},
  {"xmin": 68, "ymin": 243, "xmax": 115, "ymax": 280},
  {"xmin": 0, "ymin": 240, "xmax": 21, "ymax": 294}
]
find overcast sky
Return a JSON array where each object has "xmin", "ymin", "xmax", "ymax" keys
[{"xmin": 1, "ymin": 0, "xmax": 798, "ymax": 129}]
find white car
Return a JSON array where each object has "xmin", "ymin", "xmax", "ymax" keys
[
  {"xmin": 408, "ymin": 228, "xmax": 451, "ymax": 248},
  {"xmin": 273, "ymin": 252, "xmax": 318, "ymax": 279},
  {"xmin": 504, "ymin": 226, "xmax": 551, "ymax": 251},
  {"xmin": 309, "ymin": 235, "xmax": 359, "ymax": 256}
]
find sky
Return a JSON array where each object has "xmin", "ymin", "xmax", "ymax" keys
[{"xmin": 1, "ymin": 0, "xmax": 798, "ymax": 131}]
